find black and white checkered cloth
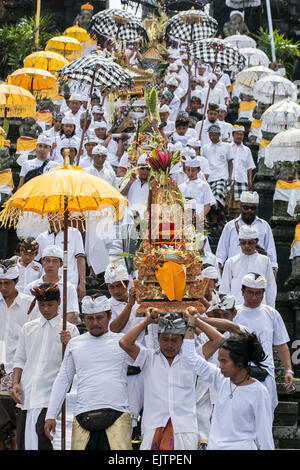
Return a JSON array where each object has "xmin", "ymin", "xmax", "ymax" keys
[
  {"xmin": 57, "ymin": 54, "xmax": 133, "ymax": 89},
  {"xmin": 90, "ymin": 8, "xmax": 149, "ymax": 42},
  {"xmin": 233, "ymin": 181, "xmax": 248, "ymax": 201},
  {"xmin": 187, "ymin": 38, "xmax": 246, "ymax": 72},
  {"xmin": 165, "ymin": 10, "xmax": 218, "ymax": 43},
  {"xmin": 226, "ymin": 0, "xmax": 261, "ymax": 7},
  {"xmin": 209, "ymin": 179, "xmax": 228, "ymax": 207}
]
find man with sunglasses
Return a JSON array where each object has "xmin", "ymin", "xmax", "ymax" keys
[
  {"xmin": 219, "ymin": 225, "xmax": 277, "ymax": 307},
  {"xmin": 216, "ymin": 191, "xmax": 278, "ymax": 276}
]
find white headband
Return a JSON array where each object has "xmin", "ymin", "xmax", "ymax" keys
[
  {"xmin": 104, "ymin": 263, "xmax": 129, "ymax": 284},
  {"xmin": 202, "ymin": 266, "xmax": 219, "ymax": 280},
  {"xmin": 42, "ymin": 245, "xmax": 63, "ymax": 260},
  {"xmin": 240, "ymin": 191, "xmax": 259, "ymax": 204},
  {"xmin": 242, "ymin": 272, "xmax": 267, "ymax": 289},
  {"xmin": 81, "ymin": 295, "xmax": 110, "ymax": 314},
  {"xmin": 0, "ymin": 264, "xmax": 19, "ymax": 279},
  {"xmin": 238, "ymin": 225, "xmax": 258, "ymax": 240}
]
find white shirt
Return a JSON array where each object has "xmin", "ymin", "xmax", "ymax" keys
[
  {"xmin": 231, "ymin": 143, "xmax": 255, "ymax": 183},
  {"xmin": 85, "ymin": 164, "xmax": 117, "ymax": 187},
  {"xmin": 200, "ymin": 86, "xmax": 225, "ymax": 107},
  {"xmin": 13, "ymin": 315, "xmax": 79, "ymax": 409},
  {"xmin": 234, "ymin": 303, "xmax": 290, "ymax": 377},
  {"xmin": 19, "ymin": 158, "xmax": 59, "ymax": 178},
  {"xmin": 35, "ymin": 228, "xmax": 85, "ymax": 287},
  {"xmin": 0, "ymin": 292, "xmax": 40, "ymax": 373},
  {"xmin": 45, "ymin": 331, "xmax": 130, "ymax": 419},
  {"xmin": 109, "ymin": 297, "xmax": 145, "ymax": 344},
  {"xmin": 50, "ymin": 134, "xmax": 81, "ymax": 164},
  {"xmin": 124, "ymin": 178, "xmax": 149, "ymax": 221},
  {"xmin": 182, "ymin": 339, "xmax": 275, "ymax": 450},
  {"xmin": 133, "ymin": 347, "xmax": 198, "ymax": 433},
  {"xmin": 195, "ymin": 119, "xmax": 227, "ymax": 148},
  {"xmin": 216, "ymin": 215, "xmax": 278, "ymax": 269},
  {"xmin": 219, "ymin": 251, "xmax": 277, "ymax": 307},
  {"xmin": 169, "ymin": 128, "xmax": 197, "ymax": 147},
  {"xmin": 203, "ymin": 141, "xmax": 233, "ymax": 182},
  {"xmin": 179, "ymin": 179, "xmax": 216, "ymax": 207},
  {"xmin": 24, "ymin": 276, "xmax": 79, "ymax": 315},
  {"xmin": 16, "ymin": 259, "xmax": 43, "ymax": 294}
]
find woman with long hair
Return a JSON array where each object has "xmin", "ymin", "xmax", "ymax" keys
[{"xmin": 182, "ymin": 310, "xmax": 275, "ymax": 450}]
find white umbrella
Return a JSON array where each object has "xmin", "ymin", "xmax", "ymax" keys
[
  {"xmin": 235, "ymin": 65, "xmax": 275, "ymax": 95},
  {"xmin": 240, "ymin": 47, "xmax": 270, "ymax": 67},
  {"xmin": 253, "ymin": 74, "xmax": 298, "ymax": 105},
  {"xmin": 226, "ymin": 0, "xmax": 261, "ymax": 7},
  {"xmin": 261, "ymin": 98, "xmax": 300, "ymax": 134},
  {"xmin": 224, "ymin": 34, "xmax": 256, "ymax": 49},
  {"xmin": 264, "ymin": 128, "xmax": 300, "ymax": 168}
]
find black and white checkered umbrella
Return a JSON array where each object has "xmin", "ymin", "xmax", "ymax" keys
[
  {"xmin": 89, "ymin": 8, "xmax": 149, "ymax": 43},
  {"xmin": 165, "ymin": 10, "xmax": 218, "ymax": 43},
  {"xmin": 187, "ymin": 38, "xmax": 246, "ymax": 72},
  {"xmin": 226, "ymin": 0, "xmax": 261, "ymax": 7},
  {"xmin": 56, "ymin": 53, "xmax": 133, "ymax": 89}
]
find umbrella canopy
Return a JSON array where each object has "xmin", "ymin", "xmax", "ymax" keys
[
  {"xmin": 57, "ymin": 53, "xmax": 133, "ymax": 90},
  {"xmin": 264, "ymin": 129, "xmax": 300, "ymax": 168},
  {"xmin": 7, "ymin": 68, "xmax": 58, "ymax": 98},
  {"xmin": 23, "ymin": 51, "xmax": 69, "ymax": 73},
  {"xmin": 187, "ymin": 38, "xmax": 246, "ymax": 72},
  {"xmin": 0, "ymin": 164, "xmax": 128, "ymax": 228},
  {"xmin": 126, "ymin": 0, "xmax": 159, "ymax": 10},
  {"xmin": 46, "ymin": 36, "xmax": 82, "ymax": 61},
  {"xmin": 224, "ymin": 34, "xmax": 256, "ymax": 49},
  {"xmin": 165, "ymin": 10, "xmax": 218, "ymax": 43},
  {"xmin": 165, "ymin": 0, "xmax": 211, "ymax": 11},
  {"xmin": 253, "ymin": 74, "xmax": 298, "ymax": 105},
  {"xmin": 261, "ymin": 98, "xmax": 300, "ymax": 134},
  {"xmin": 240, "ymin": 47, "xmax": 270, "ymax": 67},
  {"xmin": 90, "ymin": 8, "xmax": 149, "ymax": 42},
  {"xmin": 0, "ymin": 83, "xmax": 36, "ymax": 118},
  {"xmin": 64, "ymin": 25, "xmax": 91, "ymax": 44},
  {"xmin": 235, "ymin": 65, "xmax": 276, "ymax": 95},
  {"xmin": 226, "ymin": 0, "xmax": 261, "ymax": 7}
]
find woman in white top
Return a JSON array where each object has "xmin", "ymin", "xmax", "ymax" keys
[{"xmin": 182, "ymin": 313, "xmax": 275, "ymax": 450}]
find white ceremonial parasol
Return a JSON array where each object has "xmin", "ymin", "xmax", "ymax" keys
[
  {"xmin": 261, "ymin": 98, "xmax": 300, "ymax": 134},
  {"xmin": 240, "ymin": 47, "xmax": 270, "ymax": 67},
  {"xmin": 264, "ymin": 128, "xmax": 300, "ymax": 168},
  {"xmin": 253, "ymin": 74, "xmax": 298, "ymax": 105}
]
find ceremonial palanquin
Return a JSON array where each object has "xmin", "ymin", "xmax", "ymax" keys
[{"xmin": 128, "ymin": 93, "xmax": 209, "ymax": 315}]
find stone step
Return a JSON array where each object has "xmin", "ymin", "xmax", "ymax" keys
[
  {"xmin": 272, "ymin": 424, "xmax": 298, "ymax": 440},
  {"xmin": 273, "ymin": 401, "xmax": 298, "ymax": 426}
]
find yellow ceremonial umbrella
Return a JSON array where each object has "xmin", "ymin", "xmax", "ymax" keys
[
  {"xmin": 64, "ymin": 25, "xmax": 92, "ymax": 51},
  {"xmin": 0, "ymin": 160, "xmax": 128, "ymax": 449},
  {"xmin": 45, "ymin": 35, "xmax": 82, "ymax": 62},
  {"xmin": 23, "ymin": 51, "xmax": 69, "ymax": 73},
  {"xmin": 0, "ymin": 83, "xmax": 36, "ymax": 118},
  {"xmin": 7, "ymin": 67, "xmax": 58, "ymax": 99}
]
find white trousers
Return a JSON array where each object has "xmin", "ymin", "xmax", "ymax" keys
[{"xmin": 24, "ymin": 408, "xmax": 43, "ymax": 450}]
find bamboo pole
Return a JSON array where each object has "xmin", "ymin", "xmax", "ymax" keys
[{"xmin": 35, "ymin": 0, "xmax": 41, "ymax": 49}]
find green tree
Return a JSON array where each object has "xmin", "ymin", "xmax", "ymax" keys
[
  {"xmin": 0, "ymin": 15, "xmax": 61, "ymax": 80},
  {"xmin": 254, "ymin": 27, "xmax": 300, "ymax": 80}
]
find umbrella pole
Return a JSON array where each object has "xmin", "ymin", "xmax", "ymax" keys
[
  {"xmin": 76, "ymin": 68, "xmax": 97, "ymax": 166},
  {"xmin": 187, "ymin": 24, "xmax": 194, "ymax": 109},
  {"xmin": 265, "ymin": 0, "xmax": 276, "ymax": 63},
  {"xmin": 61, "ymin": 197, "xmax": 68, "ymax": 451},
  {"xmin": 198, "ymin": 49, "xmax": 219, "ymax": 141}
]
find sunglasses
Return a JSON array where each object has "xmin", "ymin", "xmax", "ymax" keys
[{"xmin": 239, "ymin": 240, "xmax": 257, "ymax": 246}]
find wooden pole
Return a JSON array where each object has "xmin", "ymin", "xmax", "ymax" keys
[
  {"xmin": 76, "ymin": 68, "xmax": 97, "ymax": 166},
  {"xmin": 61, "ymin": 194, "xmax": 68, "ymax": 450},
  {"xmin": 198, "ymin": 47, "xmax": 219, "ymax": 141},
  {"xmin": 35, "ymin": 0, "xmax": 41, "ymax": 49}
]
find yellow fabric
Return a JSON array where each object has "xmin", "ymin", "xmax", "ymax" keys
[
  {"xmin": 250, "ymin": 119, "xmax": 261, "ymax": 129},
  {"xmin": 16, "ymin": 137, "xmax": 37, "ymax": 151},
  {"xmin": 71, "ymin": 413, "xmax": 132, "ymax": 450},
  {"xmin": 276, "ymin": 179, "xmax": 300, "ymax": 190},
  {"xmin": 35, "ymin": 111, "xmax": 53, "ymax": 124},
  {"xmin": 238, "ymin": 101, "xmax": 256, "ymax": 111},
  {"xmin": 64, "ymin": 26, "xmax": 91, "ymax": 44},
  {"xmin": 0, "ymin": 170, "xmax": 14, "ymax": 188},
  {"xmin": 0, "ymin": 137, "xmax": 3, "ymax": 148},
  {"xmin": 228, "ymin": 82, "xmax": 235, "ymax": 93},
  {"xmin": 259, "ymin": 138, "xmax": 270, "ymax": 150},
  {"xmin": 0, "ymin": 164, "xmax": 128, "ymax": 229},
  {"xmin": 8, "ymin": 68, "xmax": 57, "ymax": 93},
  {"xmin": 291, "ymin": 223, "xmax": 300, "ymax": 246},
  {"xmin": 155, "ymin": 261, "xmax": 186, "ymax": 301},
  {"xmin": 24, "ymin": 51, "xmax": 68, "ymax": 73},
  {"xmin": 0, "ymin": 83, "xmax": 36, "ymax": 118},
  {"xmin": 46, "ymin": 36, "xmax": 82, "ymax": 61}
]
